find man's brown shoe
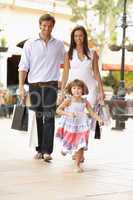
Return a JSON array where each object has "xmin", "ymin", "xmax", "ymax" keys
[
  {"xmin": 34, "ymin": 153, "xmax": 43, "ymax": 160},
  {"xmin": 43, "ymin": 154, "xmax": 52, "ymax": 162}
]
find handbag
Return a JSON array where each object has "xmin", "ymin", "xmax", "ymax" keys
[
  {"xmin": 11, "ymin": 104, "xmax": 28, "ymax": 131},
  {"xmin": 93, "ymin": 103, "xmax": 102, "ymax": 139}
]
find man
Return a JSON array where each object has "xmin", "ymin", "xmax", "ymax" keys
[{"xmin": 18, "ymin": 14, "xmax": 65, "ymax": 161}]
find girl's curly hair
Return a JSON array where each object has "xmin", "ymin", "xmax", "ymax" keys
[{"xmin": 65, "ymin": 79, "xmax": 89, "ymax": 95}]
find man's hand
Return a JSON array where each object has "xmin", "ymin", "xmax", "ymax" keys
[{"xmin": 19, "ymin": 86, "xmax": 26, "ymax": 102}]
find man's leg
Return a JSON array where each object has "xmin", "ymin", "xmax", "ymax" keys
[
  {"xmin": 41, "ymin": 84, "xmax": 58, "ymax": 156},
  {"xmin": 42, "ymin": 110, "xmax": 55, "ymax": 154},
  {"xmin": 29, "ymin": 85, "xmax": 43, "ymax": 157}
]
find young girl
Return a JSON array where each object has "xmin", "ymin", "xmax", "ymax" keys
[{"xmin": 56, "ymin": 79, "xmax": 103, "ymax": 173}]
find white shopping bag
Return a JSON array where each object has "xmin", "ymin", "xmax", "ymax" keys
[
  {"xmin": 100, "ymin": 104, "xmax": 111, "ymax": 126},
  {"xmin": 28, "ymin": 109, "xmax": 38, "ymax": 148}
]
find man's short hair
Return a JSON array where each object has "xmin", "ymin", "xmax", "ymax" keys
[{"xmin": 39, "ymin": 13, "xmax": 55, "ymax": 26}]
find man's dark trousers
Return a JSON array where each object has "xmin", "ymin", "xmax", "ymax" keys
[{"xmin": 29, "ymin": 82, "xmax": 58, "ymax": 154}]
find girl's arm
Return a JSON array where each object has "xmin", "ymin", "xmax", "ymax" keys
[
  {"xmin": 86, "ymin": 101, "xmax": 103, "ymax": 125},
  {"xmin": 92, "ymin": 51, "xmax": 105, "ymax": 102},
  {"xmin": 56, "ymin": 99, "xmax": 74, "ymax": 117}
]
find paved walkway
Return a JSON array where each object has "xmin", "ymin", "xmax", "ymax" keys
[{"xmin": 0, "ymin": 118, "xmax": 133, "ymax": 200}]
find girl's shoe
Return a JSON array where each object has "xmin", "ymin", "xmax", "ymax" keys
[{"xmin": 74, "ymin": 166, "xmax": 84, "ymax": 173}]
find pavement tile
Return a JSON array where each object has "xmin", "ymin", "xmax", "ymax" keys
[{"xmin": 0, "ymin": 118, "xmax": 133, "ymax": 200}]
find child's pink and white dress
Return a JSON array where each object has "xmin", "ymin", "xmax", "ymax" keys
[{"xmin": 56, "ymin": 101, "xmax": 90, "ymax": 154}]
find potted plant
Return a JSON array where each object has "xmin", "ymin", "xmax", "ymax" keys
[
  {"xmin": 0, "ymin": 37, "xmax": 8, "ymax": 52},
  {"xmin": 126, "ymin": 44, "xmax": 133, "ymax": 52},
  {"xmin": 108, "ymin": 32, "xmax": 121, "ymax": 51},
  {"xmin": 124, "ymin": 37, "xmax": 133, "ymax": 52}
]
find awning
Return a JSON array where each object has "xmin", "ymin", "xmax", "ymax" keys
[
  {"xmin": 102, "ymin": 47, "xmax": 133, "ymax": 72},
  {"xmin": 102, "ymin": 64, "xmax": 133, "ymax": 72},
  {"xmin": 16, "ymin": 39, "xmax": 28, "ymax": 48}
]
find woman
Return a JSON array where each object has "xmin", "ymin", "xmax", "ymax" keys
[{"xmin": 60, "ymin": 25, "xmax": 104, "ymax": 107}]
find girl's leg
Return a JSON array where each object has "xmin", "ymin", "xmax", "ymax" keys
[
  {"xmin": 74, "ymin": 148, "xmax": 84, "ymax": 173},
  {"xmin": 72, "ymin": 153, "xmax": 85, "ymax": 162}
]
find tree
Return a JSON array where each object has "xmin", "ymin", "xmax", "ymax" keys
[
  {"xmin": 65, "ymin": 0, "xmax": 93, "ymax": 38},
  {"xmin": 65, "ymin": 0, "xmax": 133, "ymax": 48},
  {"xmin": 103, "ymin": 71, "xmax": 133, "ymax": 94}
]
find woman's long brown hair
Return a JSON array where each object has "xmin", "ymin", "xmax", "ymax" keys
[{"xmin": 68, "ymin": 26, "xmax": 90, "ymax": 60}]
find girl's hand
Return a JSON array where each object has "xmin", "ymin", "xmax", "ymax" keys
[
  {"xmin": 67, "ymin": 112, "xmax": 76, "ymax": 118},
  {"xmin": 57, "ymin": 91, "xmax": 65, "ymax": 105}
]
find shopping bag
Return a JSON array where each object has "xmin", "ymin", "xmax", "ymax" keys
[
  {"xmin": 28, "ymin": 109, "xmax": 38, "ymax": 147},
  {"xmin": 89, "ymin": 103, "xmax": 102, "ymax": 139},
  {"xmin": 99, "ymin": 104, "xmax": 111, "ymax": 126},
  {"xmin": 94, "ymin": 121, "xmax": 101, "ymax": 139},
  {"xmin": 11, "ymin": 104, "xmax": 28, "ymax": 131}
]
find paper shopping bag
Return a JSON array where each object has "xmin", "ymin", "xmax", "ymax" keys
[
  {"xmin": 100, "ymin": 104, "xmax": 111, "ymax": 126},
  {"xmin": 11, "ymin": 104, "xmax": 28, "ymax": 131},
  {"xmin": 28, "ymin": 109, "xmax": 38, "ymax": 147}
]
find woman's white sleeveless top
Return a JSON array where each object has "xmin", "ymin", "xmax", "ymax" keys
[{"xmin": 68, "ymin": 49, "xmax": 98, "ymax": 106}]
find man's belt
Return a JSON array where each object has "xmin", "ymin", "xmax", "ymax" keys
[{"xmin": 30, "ymin": 81, "xmax": 58, "ymax": 87}]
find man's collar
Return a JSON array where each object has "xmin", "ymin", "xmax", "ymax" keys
[{"xmin": 34, "ymin": 34, "xmax": 55, "ymax": 42}]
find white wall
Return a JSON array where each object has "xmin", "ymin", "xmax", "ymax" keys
[
  {"xmin": 0, "ymin": 6, "xmax": 73, "ymax": 52},
  {"xmin": 0, "ymin": 6, "xmax": 73, "ymax": 87}
]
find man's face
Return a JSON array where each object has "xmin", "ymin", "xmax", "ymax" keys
[{"xmin": 40, "ymin": 20, "xmax": 54, "ymax": 37}]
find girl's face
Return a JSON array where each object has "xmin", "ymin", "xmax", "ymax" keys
[
  {"xmin": 71, "ymin": 86, "xmax": 83, "ymax": 97},
  {"xmin": 74, "ymin": 30, "xmax": 84, "ymax": 45}
]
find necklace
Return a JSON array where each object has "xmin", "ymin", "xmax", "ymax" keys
[
  {"xmin": 76, "ymin": 47, "xmax": 85, "ymax": 61},
  {"xmin": 76, "ymin": 49, "xmax": 85, "ymax": 61}
]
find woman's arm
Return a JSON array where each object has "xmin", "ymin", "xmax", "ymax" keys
[
  {"xmin": 92, "ymin": 51, "xmax": 105, "ymax": 101},
  {"xmin": 61, "ymin": 53, "xmax": 70, "ymax": 94},
  {"xmin": 86, "ymin": 101, "xmax": 103, "ymax": 124}
]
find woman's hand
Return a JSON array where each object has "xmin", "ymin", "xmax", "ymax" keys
[
  {"xmin": 98, "ymin": 118, "xmax": 104, "ymax": 126},
  {"xmin": 97, "ymin": 91, "xmax": 105, "ymax": 104}
]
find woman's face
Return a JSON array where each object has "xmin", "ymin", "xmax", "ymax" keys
[{"xmin": 74, "ymin": 30, "xmax": 84, "ymax": 45}]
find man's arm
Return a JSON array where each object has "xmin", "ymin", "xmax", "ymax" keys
[{"xmin": 19, "ymin": 70, "xmax": 28, "ymax": 100}]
